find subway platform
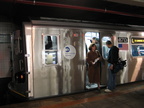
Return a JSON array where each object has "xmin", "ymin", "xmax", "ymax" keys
[{"xmin": 1, "ymin": 81, "xmax": 144, "ymax": 108}]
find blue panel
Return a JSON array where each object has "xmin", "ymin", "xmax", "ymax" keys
[{"xmin": 118, "ymin": 44, "xmax": 122, "ymax": 48}]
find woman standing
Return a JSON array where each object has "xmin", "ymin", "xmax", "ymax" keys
[{"xmin": 87, "ymin": 43, "xmax": 102, "ymax": 90}]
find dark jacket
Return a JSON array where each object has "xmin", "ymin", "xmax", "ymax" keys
[{"xmin": 107, "ymin": 46, "xmax": 119, "ymax": 65}]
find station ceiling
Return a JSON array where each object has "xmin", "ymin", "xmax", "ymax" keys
[
  {"xmin": 107, "ymin": 0, "xmax": 144, "ymax": 7},
  {"xmin": 0, "ymin": 0, "xmax": 144, "ymax": 26}
]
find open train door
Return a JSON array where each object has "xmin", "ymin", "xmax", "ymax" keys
[
  {"xmin": 100, "ymin": 31, "xmax": 115, "ymax": 85},
  {"xmin": 84, "ymin": 31, "xmax": 100, "ymax": 89},
  {"xmin": 84, "ymin": 31, "xmax": 115, "ymax": 88}
]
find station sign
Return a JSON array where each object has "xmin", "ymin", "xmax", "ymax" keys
[
  {"xmin": 131, "ymin": 38, "xmax": 144, "ymax": 44},
  {"xmin": 118, "ymin": 37, "xmax": 128, "ymax": 43}
]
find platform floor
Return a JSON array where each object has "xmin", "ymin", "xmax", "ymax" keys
[{"xmin": 1, "ymin": 81, "xmax": 144, "ymax": 108}]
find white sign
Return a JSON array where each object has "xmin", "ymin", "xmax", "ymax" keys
[{"xmin": 63, "ymin": 45, "xmax": 76, "ymax": 59}]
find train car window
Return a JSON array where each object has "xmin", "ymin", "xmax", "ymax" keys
[
  {"xmin": 44, "ymin": 36, "xmax": 58, "ymax": 65},
  {"xmin": 131, "ymin": 45, "xmax": 144, "ymax": 57},
  {"xmin": 131, "ymin": 37, "xmax": 144, "ymax": 57},
  {"xmin": 102, "ymin": 37, "xmax": 111, "ymax": 59},
  {"xmin": 45, "ymin": 36, "xmax": 57, "ymax": 50}
]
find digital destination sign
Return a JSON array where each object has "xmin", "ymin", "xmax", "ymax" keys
[{"xmin": 131, "ymin": 38, "xmax": 144, "ymax": 44}]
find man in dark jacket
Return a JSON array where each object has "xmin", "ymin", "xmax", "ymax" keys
[{"xmin": 105, "ymin": 41, "xmax": 119, "ymax": 93}]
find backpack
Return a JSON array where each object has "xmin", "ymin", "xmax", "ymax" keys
[{"xmin": 113, "ymin": 58, "xmax": 127, "ymax": 74}]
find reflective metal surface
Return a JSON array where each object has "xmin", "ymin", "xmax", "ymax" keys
[
  {"xmin": 29, "ymin": 27, "xmax": 85, "ymax": 98},
  {"xmin": 114, "ymin": 31, "xmax": 131, "ymax": 84},
  {"xmin": 128, "ymin": 33, "xmax": 144, "ymax": 82},
  {"xmin": 23, "ymin": 21, "xmax": 144, "ymax": 99},
  {"xmin": 24, "ymin": 23, "xmax": 34, "ymax": 98}
]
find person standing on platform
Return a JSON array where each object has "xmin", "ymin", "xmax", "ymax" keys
[
  {"xmin": 105, "ymin": 41, "xmax": 119, "ymax": 93},
  {"xmin": 87, "ymin": 43, "xmax": 102, "ymax": 91}
]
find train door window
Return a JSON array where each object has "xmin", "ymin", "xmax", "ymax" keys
[
  {"xmin": 102, "ymin": 37, "xmax": 111, "ymax": 59},
  {"xmin": 44, "ymin": 35, "xmax": 58, "ymax": 65},
  {"xmin": 85, "ymin": 32, "xmax": 100, "ymax": 53}
]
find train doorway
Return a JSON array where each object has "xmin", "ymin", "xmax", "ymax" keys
[
  {"xmin": 100, "ymin": 31, "xmax": 116, "ymax": 86},
  {"xmin": 85, "ymin": 31, "xmax": 114, "ymax": 89},
  {"xmin": 85, "ymin": 32, "xmax": 100, "ymax": 89}
]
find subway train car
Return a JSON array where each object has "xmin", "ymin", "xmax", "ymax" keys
[{"xmin": 9, "ymin": 19, "xmax": 144, "ymax": 100}]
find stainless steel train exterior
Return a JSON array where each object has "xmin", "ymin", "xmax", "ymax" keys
[{"xmin": 9, "ymin": 20, "xmax": 144, "ymax": 99}]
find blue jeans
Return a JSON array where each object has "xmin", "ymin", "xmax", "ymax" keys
[{"xmin": 107, "ymin": 63, "xmax": 116, "ymax": 90}]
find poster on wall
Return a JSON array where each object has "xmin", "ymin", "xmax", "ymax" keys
[{"xmin": 63, "ymin": 45, "xmax": 76, "ymax": 59}]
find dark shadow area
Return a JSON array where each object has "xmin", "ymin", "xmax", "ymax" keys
[
  {"xmin": 0, "ymin": 78, "xmax": 27, "ymax": 106},
  {"xmin": 45, "ymin": 36, "xmax": 52, "ymax": 50},
  {"xmin": 0, "ymin": 78, "xmax": 11, "ymax": 106}
]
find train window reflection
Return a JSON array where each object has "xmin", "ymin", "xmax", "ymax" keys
[
  {"xmin": 44, "ymin": 36, "xmax": 58, "ymax": 65},
  {"xmin": 102, "ymin": 37, "xmax": 111, "ymax": 59},
  {"xmin": 132, "ymin": 45, "xmax": 144, "ymax": 56},
  {"xmin": 45, "ymin": 36, "xmax": 57, "ymax": 50},
  {"xmin": 45, "ymin": 51, "xmax": 57, "ymax": 64}
]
